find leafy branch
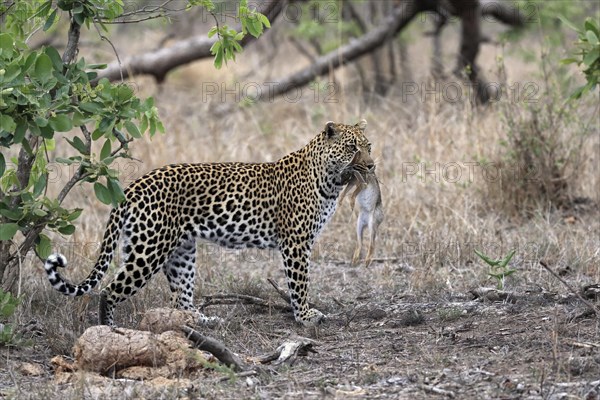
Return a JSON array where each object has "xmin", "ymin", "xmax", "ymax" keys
[{"xmin": 560, "ymin": 17, "xmax": 600, "ymax": 99}]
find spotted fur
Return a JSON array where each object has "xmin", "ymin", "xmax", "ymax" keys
[{"xmin": 44, "ymin": 120, "xmax": 375, "ymax": 327}]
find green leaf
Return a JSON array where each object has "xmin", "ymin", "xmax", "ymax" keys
[
  {"xmin": 93, "ymin": 182, "xmax": 112, "ymax": 205},
  {"xmin": 79, "ymin": 102, "xmax": 103, "ymax": 114},
  {"xmin": 582, "ymin": 49, "xmax": 599, "ymax": 66},
  {"xmin": 246, "ymin": 18, "xmax": 262, "ymax": 38},
  {"xmin": 73, "ymin": 11, "xmax": 85, "ymax": 26},
  {"xmin": 0, "ymin": 115, "xmax": 16, "ymax": 133},
  {"xmin": 44, "ymin": 47, "xmax": 63, "ymax": 71},
  {"xmin": 33, "ymin": 0, "xmax": 52, "ymax": 18},
  {"xmin": 0, "ymin": 302, "xmax": 17, "ymax": 319},
  {"xmin": 23, "ymin": 52, "xmax": 37, "ymax": 73},
  {"xmin": 87, "ymin": 63, "xmax": 107, "ymax": 70},
  {"xmin": 100, "ymin": 139, "xmax": 111, "ymax": 161},
  {"xmin": 92, "ymin": 128, "xmax": 104, "ymax": 141},
  {"xmin": 210, "ymin": 40, "xmax": 221, "ymax": 56},
  {"xmin": 33, "ymin": 173, "xmax": 47, "ymax": 197},
  {"xmin": 34, "ymin": 116, "xmax": 49, "ymax": 127},
  {"xmin": 560, "ymin": 58, "xmax": 578, "ymax": 65},
  {"xmin": 214, "ymin": 46, "xmax": 224, "ymax": 69},
  {"xmin": 0, "ymin": 33, "xmax": 14, "ymax": 58},
  {"xmin": 55, "ymin": 157, "xmax": 79, "ymax": 165},
  {"xmin": 156, "ymin": 119, "xmax": 165, "ymax": 134},
  {"xmin": 67, "ymin": 208, "xmax": 83, "ymax": 221},
  {"xmin": 124, "ymin": 120, "xmax": 141, "ymax": 138},
  {"xmin": 34, "ymin": 53, "xmax": 54, "ymax": 83},
  {"xmin": 0, "ymin": 209, "xmax": 23, "ymax": 221},
  {"xmin": 32, "ymin": 208, "xmax": 47, "ymax": 217},
  {"xmin": 107, "ymin": 178, "xmax": 125, "ymax": 205},
  {"xmin": 49, "ymin": 114, "xmax": 72, "ymax": 132},
  {"xmin": 72, "ymin": 110, "xmax": 87, "ymax": 126},
  {"xmin": 65, "ymin": 136, "xmax": 88, "ymax": 154},
  {"xmin": 36, "ymin": 233, "xmax": 52, "ymax": 259},
  {"xmin": 259, "ymin": 13, "xmax": 270, "ymax": 28},
  {"xmin": 585, "ymin": 19, "xmax": 600, "ymax": 37},
  {"xmin": 498, "ymin": 250, "xmax": 516, "ymax": 269},
  {"xmin": 39, "ymin": 125, "xmax": 54, "ymax": 139},
  {"xmin": 115, "ymin": 85, "xmax": 134, "ymax": 102},
  {"xmin": 13, "ymin": 122, "xmax": 27, "ymax": 144},
  {"xmin": 43, "ymin": 9, "xmax": 58, "ymax": 31},
  {"xmin": 0, "ymin": 223, "xmax": 19, "ymax": 240},
  {"xmin": 474, "ymin": 249, "xmax": 500, "ymax": 267},
  {"xmin": 97, "ymin": 117, "xmax": 115, "ymax": 135},
  {"xmin": 139, "ymin": 116, "xmax": 148, "ymax": 134},
  {"xmin": 58, "ymin": 224, "xmax": 76, "ymax": 235},
  {"xmin": 0, "ymin": 153, "xmax": 4, "ymax": 178},
  {"xmin": 586, "ymin": 30, "xmax": 599, "ymax": 45}
]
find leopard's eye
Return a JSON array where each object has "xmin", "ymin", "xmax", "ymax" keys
[
  {"xmin": 367, "ymin": 143, "xmax": 372, "ymax": 153},
  {"xmin": 347, "ymin": 143, "xmax": 358, "ymax": 152}
]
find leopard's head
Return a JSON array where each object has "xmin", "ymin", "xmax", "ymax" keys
[{"xmin": 320, "ymin": 120, "xmax": 374, "ymax": 181}]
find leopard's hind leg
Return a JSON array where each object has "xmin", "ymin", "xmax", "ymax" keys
[
  {"xmin": 99, "ymin": 218, "xmax": 178, "ymax": 326},
  {"xmin": 162, "ymin": 236, "xmax": 221, "ymax": 326}
]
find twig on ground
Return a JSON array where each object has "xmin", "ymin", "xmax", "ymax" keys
[
  {"xmin": 200, "ymin": 293, "xmax": 290, "ymax": 311},
  {"xmin": 418, "ymin": 384, "xmax": 456, "ymax": 398},
  {"xmin": 182, "ymin": 325, "xmax": 246, "ymax": 372},
  {"xmin": 539, "ymin": 261, "xmax": 599, "ymax": 316}
]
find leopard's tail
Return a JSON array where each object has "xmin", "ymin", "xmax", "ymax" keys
[{"xmin": 44, "ymin": 204, "xmax": 126, "ymax": 297}]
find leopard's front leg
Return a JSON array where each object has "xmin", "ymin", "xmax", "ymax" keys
[{"xmin": 280, "ymin": 242, "xmax": 324, "ymax": 326}]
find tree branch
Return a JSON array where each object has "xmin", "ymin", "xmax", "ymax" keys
[
  {"xmin": 256, "ymin": 1, "xmax": 420, "ymax": 100},
  {"xmin": 62, "ymin": 14, "xmax": 81, "ymax": 65},
  {"xmin": 539, "ymin": 261, "xmax": 599, "ymax": 316},
  {"xmin": 95, "ymin": 0, "xmax": 286, "ymax": 83}
]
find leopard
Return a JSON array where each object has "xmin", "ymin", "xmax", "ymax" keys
[{"xmin": 44, "ymin": 120, "xmax": 375, "ymax": 327}]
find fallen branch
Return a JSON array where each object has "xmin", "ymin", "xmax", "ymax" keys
[
  {"xmin": 182, "ymin": 325, "xmax": 246, "ymax": 372},
  {"xmin": 200, "ymin": 293, "xmax": 289, "ymax": 311},
  {"xmin": 539, "ymin": 260, "xmax": 599, "ymax": 316},
  {"xmin": 418, "ymin": 384, "xmax": 456, "ymax": 398}
]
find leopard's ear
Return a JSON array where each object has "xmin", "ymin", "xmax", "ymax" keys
[
  {"xmin": 356, "ymin": 119, "xmax": 367, "ymax": 132},
  {"xmin": 324, "ymin": 121, "xmax": 337, "ymax": 138}
]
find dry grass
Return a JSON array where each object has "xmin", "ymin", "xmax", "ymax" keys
[{"xmin": 2, "ymin": 11, "xmax": 599, "ymax": 400}]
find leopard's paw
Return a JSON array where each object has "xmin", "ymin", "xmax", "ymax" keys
[{"xmin": 299, "ymin": 308, "xmax": 325, "ymax": 327}]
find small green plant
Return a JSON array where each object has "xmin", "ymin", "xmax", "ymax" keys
[
  {"xmin": 0, "ymin": 288, "xmax": 20, "ymax": 345},
  {"xmin": 560, "ymin": 17, "xmax": 600, "ymax": 99},
  {"xmin": 475, "ymin": 249, "xmax": 516, "ymax": 290}
]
